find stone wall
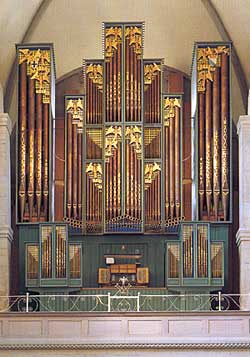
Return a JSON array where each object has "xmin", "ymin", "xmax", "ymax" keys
[{"xmin": 1, "ymin": 312, "xmax": 250, "ymax": 356}]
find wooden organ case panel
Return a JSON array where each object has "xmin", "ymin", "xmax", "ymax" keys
[
  {"xmin": 17, "ymin": 44, "xmax": 55, "ymax": 223},
  {"xmin": 193, "ymin": 43, "xmax": 231, "ymax": 221}
]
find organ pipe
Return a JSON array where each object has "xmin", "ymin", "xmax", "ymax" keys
[{"xmin": 18, "ymin": 62, "xmax": 27, "ymax": 222}]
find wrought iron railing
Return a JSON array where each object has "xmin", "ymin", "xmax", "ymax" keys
[{"xmin": 0, "ymin": 292, "xmax": 244, "ymax": 313}]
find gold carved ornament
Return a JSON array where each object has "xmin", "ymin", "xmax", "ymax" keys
[
  {"xmin": 66, "ymin": 98, "xmax": 84, "ymax": 133},
  {"xmin": 19, "ymin": 48, "xmax": 51, "ymax": 104},
  {"xmin": 105, "ymin": 27, "xmax": 122, "ymax": 61},
  {"xmin": 197, "ymin": 46, "xmax": 229, "ymax": 93},
  {"xmin": 163, "ymin": 97, "xmax": 181, "ymax": 126},
  {"xmin": 125, "ymin": 26, "xmax": 142, "ymax": 58},
  {"xmin": 144, "ymin": 63, "xmax": 161, "ymax": 91},
  {"xmin": 144, "ymin": 162, "xmax": 161, "ymax": 190},
  {"xmin": 105, "ymin": 126, "xmax": 122, "ymax": 161},
  {"xmin": 125, "ymin": 126, "xmax": 142, "ymax": 159},
  {"xmin": 86, "ymin": 63, "xmax": 103, "ymax": 91},
  {"xmin": 86, "ymin": 163, "xmax": 102, "ymax": 191}
]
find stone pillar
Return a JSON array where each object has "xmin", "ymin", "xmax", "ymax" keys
[
  {"xmin": 236, "ymin": 115, "xmax": 250, "ymax": 310},
  {"xmin": 0, "ymin": 111, "xmax": 13, "ymax": 310}
]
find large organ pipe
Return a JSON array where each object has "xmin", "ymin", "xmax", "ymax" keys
[
  {"xmin": 130, "ymin": 45, "xmax": 134, "ymax": 121},
  {"xmin": 43, "ymin": 103, "xmax": 49, "ymax": 219},
  {"xmin": 72, "ymin": 124, "xmax": 78, "ymax": 218},
  {"xmin": 213, "ymin": 69, "xmax": 220, "ymax": 219},
  {"xmin": 156, "ymin": 73, "xmax": 160, "ymax": 123},
  {"xmin": 105, "ymin": 161, "xmax": 109, "ymax": 221},
  {"xmin": 110, "ymin": 57, "xmax": 113, "ymax": 122},
  {"xmin": 131, "ymin": 145, "xmax": 134, "ymax": 217},
  {"xmin": 198, "ymin": 93, "xmax": 205, "ymax": 218},
  {"xmin": 126, "ymin": 40, "xmax": 130, "ymax": 122},
  {"xmin": 221, "ymin": 52, "xmax": 229, "ymax": 220},
  {"xmin": 117, "ymin": 141, "xmax": 121, "ymax": 216},
  {"xmin": 175, "ymin": 106, "xmax": 180, "ymax": 218},
  {"xmin": 126, "ymin": 142, "xmax": 130, "ymax": 215},
  {"xmin": 113, "ymin": 149, "xmax": 117, "ymax": 217},
  {"xmin": 67, "ymin": 112, "xmax": 72, "ymax": 217},
  {"xmin": 117, "ymin": 44, "xmax": 121, "ymax": 122},
  {"xmin": 137, "ymin": 58, "xmax": 141, "ymax": 121},
  {"xmin": 157, "ymin": 172, "xmax": 161, "ymax": 222},
  {"xmin": 169, "ymin": 112, "xmax": 175, "ymax": 217},
  {"xmin": 77, "ymin": 134, "xmax": 82, "ymax": 219},
  {"xmin": 113, "ymin": 50, "xmax": 117, "ymax": 120},
  {"xmin": 28, "ymin": 77, "xmax": 35, "ymax": 220},
  {"xmin": 106, "ymin": 62, "xmax": 110, "ymax": 122},
  {"xmin": 205, "ymin": 80, "xmax": 212, "ymax": 218},
  {"xmin": 134, "ymin": 149, "xmax": 137, "ymax": 218},
  {"xmin": 36, "ymin": 93, "xmax": 42, "ymax": 219},
  {"xmin": 134, "ymin": 50, "xmax": 137, "ymax": 122},
  {"xmin": 19, "ymin": 62, "xmax": 27, "ymax": 222},
  {"xmin": 165, "ymin": 126, "xmax": 169, "ymax": 218}
]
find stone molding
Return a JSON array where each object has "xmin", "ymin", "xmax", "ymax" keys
[
  {"xmin": 1, "ymin": 342, "xmax": 250, "ymax": 350},
  {"xmin": 0, "ymin": 113, "xmax": 12, "ymax": 135},
  {"xmin": 237, "ymin": 115, "xmax": 250, "ymax": 134},
  {"xmin": 0, "ymin": 226, "xmax": 13, "ymax": 243},
  {"xmin": 236, "ymin": 229, "xmax": 250, "ymax": 246}
]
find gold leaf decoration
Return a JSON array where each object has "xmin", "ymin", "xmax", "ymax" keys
[
  {"xmin": 105, "ymin": 27, "xmax": 122, "ymax": 61},
  {"xmin": 19, "ymin": 48, "xmax": 51, "ymax": 103},
  {"xmin": 66, "ymin": 98, "xmax": 84, "ymax": 133},
  {"xmin": 105, "ymin": 126, "xmax": 122, "ymax": 161},
  {"xmin": 125, "ymin": 125, "xmax": 142, "ymax": 158},
  {"xmin": 125, "ymin": 26, "xmax": 142, "ymax": 57},
  {"xmin": 86, "ymin": 63, "xmax": 103, "ymax": 91},
  {"xmin": 144, "ymin": 162, "xmax": 161, "ymax": 190},
  {"xmin": 163, "ymin": 97, "xmax": 181, "ymax": 126},
  {"xmin": 144, "ymin": 63, "xmax": 161, "ymax": 88},
  {"xmin": 86, "ymin": 163, "xmax": 103, "ymax": 191},
  {"xmin": 197, "ymin": 46, "xmax": 229, "ymax": 93}
]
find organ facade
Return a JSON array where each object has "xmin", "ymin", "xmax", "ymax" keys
[{"xmin": 15, "ymin": 23, "xmax": 235, "ymax": 299}]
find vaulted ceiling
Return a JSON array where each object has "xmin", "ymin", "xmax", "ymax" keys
[{"xmin": 1, "ymin": 0, "xmax": 249, "ymax": 123}]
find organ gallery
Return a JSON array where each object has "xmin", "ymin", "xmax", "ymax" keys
[{"xmin": 15, "ymin": 22, "xmax": 236, "ymax": 300}]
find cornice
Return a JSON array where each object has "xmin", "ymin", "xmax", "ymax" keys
[{"xmin": 1, "ymin": 342, "xmax": 250, "ymax": 350}]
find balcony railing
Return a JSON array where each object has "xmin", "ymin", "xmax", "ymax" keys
[{"xmin": 0, "ymin": 292, "xmax": 244, "ymax": 313}]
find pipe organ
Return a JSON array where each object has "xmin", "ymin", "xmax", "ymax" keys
[
  {"xmin": 16, "ymin": 24, "xmax": 234, "ymax": 296},
  {"xmin": 16, "ymin": 44, "xmax": 55, "ymax": 223}
]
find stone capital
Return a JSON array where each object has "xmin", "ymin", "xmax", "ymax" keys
[
  {"xmin": 0, "ymin": 113, "xmax": 12, "ymax": 135},
  {"xmin": 0, "ymin": 226, "xmax": 13, "ymax": 243},
  {"xmin": 237, "ymin": 115, "xmax": 250, "ymax": 135},
  {"xmin": 236, "ymin": 229, "xmax": 250, "ymax": 247}
]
